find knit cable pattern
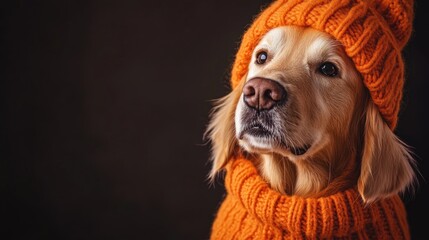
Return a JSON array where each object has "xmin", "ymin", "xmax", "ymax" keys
[{"xmin": 210, "ymin": 158, "xmax": 410, "ymax": 239}]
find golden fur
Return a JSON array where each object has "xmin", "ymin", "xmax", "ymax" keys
[{"xmin": 206, "ymin": 26, "xmax": 415, "ymax": 203}]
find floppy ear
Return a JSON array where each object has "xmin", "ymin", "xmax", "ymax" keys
[
  {"xmin": 358, "ymin": 100, "xmax": 416, "ymax": 203},
  {"xmin": 205, "ymin": 76, "xmax": 246, "ymax": 180}
]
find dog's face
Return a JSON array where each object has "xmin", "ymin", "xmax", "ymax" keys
[
  {"xmin": 207, "ymin": 26, "xmax": 415, "ymax": 203},
  {"xmin": 235, "ymin": 26, "xmax": 362, "ymax": 162}
]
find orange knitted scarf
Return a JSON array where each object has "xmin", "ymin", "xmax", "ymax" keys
[{"xmin": 210, "ymin": 158, "xmax": 410, "ymax": 239}]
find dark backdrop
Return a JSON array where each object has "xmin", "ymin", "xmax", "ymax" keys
[{"xmin": 2, "ymin": 1, "xmax": 428, "ymax": 239}]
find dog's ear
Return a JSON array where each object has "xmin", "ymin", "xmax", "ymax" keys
[
  {"xmin": 205, "ymin": 76, "xmax": 246, "ymax": 181},
  {"xmin": 358, "ymin": 100, "xmax": 415, "ymax": 203}
]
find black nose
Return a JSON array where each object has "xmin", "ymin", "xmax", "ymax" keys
[{"xmin": 243, "ymin": 78, "xmax": 286, "ymax": 110}]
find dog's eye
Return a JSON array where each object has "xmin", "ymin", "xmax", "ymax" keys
[
  {"xmin": 256, "ymin": 51, "xmax": 268, "ymax": 65},
  {"xmin": 319, "ymin": 62, "xmax": 338, "ymax": 77}
]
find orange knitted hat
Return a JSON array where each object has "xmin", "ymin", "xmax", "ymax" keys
[{"xmin": 230, "ymin": 0, "xmax": 414, "ymax": 129}]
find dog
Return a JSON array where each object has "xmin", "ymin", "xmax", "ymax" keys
[
  {"xmin": 206, "ymin": 0, "xmax": 417, "ymax": 238},
  {"xmin": 206, "ymin": 26, "xmax": 415, "ymax": 203}
]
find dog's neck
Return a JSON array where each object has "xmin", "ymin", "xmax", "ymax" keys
[
  {"xmin": 257, "ymin": 144, "xmax": 360, "ymax": 198},
  {"xmin": 258, "ymin": 154, "xmax": 296, "ymax": 195}
]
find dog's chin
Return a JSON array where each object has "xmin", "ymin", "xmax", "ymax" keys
[{"xmin": 238, "ymin": 129, "xmax": 311, "ymax": 158}]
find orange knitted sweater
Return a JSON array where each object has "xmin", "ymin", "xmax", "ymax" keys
[{"xmin": 210, "ymin": 158, "xmax": 410, "ymax": 239}]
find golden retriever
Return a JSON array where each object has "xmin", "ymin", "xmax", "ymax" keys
[{"xmin": 206, "ymin": 26, "xmax": 415, "ymax": 203}]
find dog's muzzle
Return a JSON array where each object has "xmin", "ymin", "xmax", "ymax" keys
[{"xmin": 238, "ymin": 78, "xmax": 309, "ymax": 156}]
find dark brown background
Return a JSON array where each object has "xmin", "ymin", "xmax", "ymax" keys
[{"xmin": 2, "ymin": 1, "xmax": 428, "ymax": 239}]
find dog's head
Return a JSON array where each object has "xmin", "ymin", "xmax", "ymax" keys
[
  {"xmin": 206, "ymin": 26, "xmax": 415, "ymax": 203},
  {"xmin": 235, "ymin": 27, "xmax": 362, "ymax": 160}
]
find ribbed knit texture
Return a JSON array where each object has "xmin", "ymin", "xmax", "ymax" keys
[
  {"xmin": 210, "ymin": 158, "xmax": 410, "ymax": 239},
  {"xmin": 230, "ymin": 0, "xmax": 413, "ymax": 129}
]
